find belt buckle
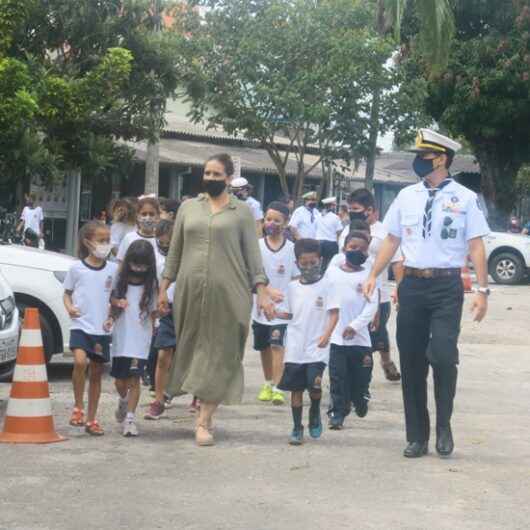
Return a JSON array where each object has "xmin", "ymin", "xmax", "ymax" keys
[{"xmin": 423, "ymin": 269, "xmax": 434, "ymax": 279}]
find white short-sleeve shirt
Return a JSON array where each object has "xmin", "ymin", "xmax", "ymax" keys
[
  {"xmin": 284, "ymin": 277, "xmax": 340, "ymax": 364},
  {"xmin": 252, "ymin": 238, "xmax": 299, "ymax": 326},
  {"xmin": 116, "ymin": 231, "xmax": 161, "ymax": 263},
  {"xmin": 110, "ymin": 222, "xmax": 135, "ymax": 251},
  {"xmin": 111, "ymin": 282, "xmax": 157, "ymax": 359},
  {"xmin": 383, "ymin": 180, "xmax": 490, "ymax": 268},
  {"xmin": 245, "ymin": 196, "xmax": 264, "ymax": 221},
  {"xmin": 20, "ymin": 206, "xmax": 44, "ymax": 234},
  {"xmin": 289, "ymin": 206, "xmax": 321, "ymax": 239},
  {"xmin": 316, "ymin": 211, "xmax": 343, "ymax": 242},
  {"xmin": 63, "ymin": 260, "xmax": 118, "ymax": 335},
  {"xmin": 326, "ymin": 265, "xmax": 378, "ymax": 348}
]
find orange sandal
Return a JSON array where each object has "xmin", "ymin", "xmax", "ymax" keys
[
  {"xmin": 85, "ymin": 420, "xmax": 104, "ymax": 436},
  {"xmin": 69, "ymin": 407, "xmax": 85, "ymax": 427}
]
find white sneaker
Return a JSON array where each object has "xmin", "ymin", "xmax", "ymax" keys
[
  {"xmin": 123, "ymin": 419, "xmax": 138, "ymax": 437},
  {"xmin": 115, "ymin": 398, "xmax": 128, "ymax": 423}
]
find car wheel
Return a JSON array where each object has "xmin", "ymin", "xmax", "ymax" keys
[
  {"xmin": 16, "ymin": 302, "xmax": 55, "ymax": 363},
  {"xmin": 490, "ymin": 252, "xmax": 525, "ymax": 285}
]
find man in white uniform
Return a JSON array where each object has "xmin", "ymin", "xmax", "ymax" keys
[
  {"xmin": 365, "ymin": 129, "xmax": 490, "ymax": 459},
  {"xmin": 316, "ymin": 196, "xmax": 343, "ymax": 270},
  {"xmin": 289, "ymin": 191, "xmax": 321, "ymax": 240},
  {"xmin": 17, "ymin": 194, "xmax": 44, "ymax": 247},
  {"xmin": 230, "ymin": 177, "xmax": 264, "ymax": 236}
]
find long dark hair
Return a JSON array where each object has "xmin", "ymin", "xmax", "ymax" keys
[{"xmin": 114, "ymin": 240, "xmax": 158, "ymax": 320}]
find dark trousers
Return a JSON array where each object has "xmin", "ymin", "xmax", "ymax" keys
[
  {"xmin": 319, "ymin": 240, "xmax": 339, "ymax": 272},
  {"xmin": 328, "ymin": 344, "xmax": 373, "ymax": 419},
  {"xmin": 396, "ymin": 276, "xmax": 463, "ymax": 443}
]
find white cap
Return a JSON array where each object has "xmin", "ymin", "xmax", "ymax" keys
[
  {"xmin": 410, "ymin": 128, "xmax": 462, "ymax": 154},
  {"xmin": 302, "ymin": 191, "xmax": 317, "ymax": 200},
  {"xmin": 231, "ymin": 177, "xmax": 249, "ymax": 188},
  {"xmin": 322, "ymin": 196, "xmax": 337, "ymax": 205}
]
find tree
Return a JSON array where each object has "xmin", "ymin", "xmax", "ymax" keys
[
  {"xmin": 178, "ymin": 0, "xmax": 395, "ymax": 200},
  {"xmin": 399, "ymin": 0, "xmax": 530, "ymax": 221}
]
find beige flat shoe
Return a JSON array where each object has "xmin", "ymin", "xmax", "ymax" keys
[{"xmin": 195, "ymin": 423, "xmax": 215, "ymax": 447}]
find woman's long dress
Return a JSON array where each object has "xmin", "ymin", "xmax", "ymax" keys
[{"xmin": 163, "ymin": 194, "xmax": 266, "ymax": 404}]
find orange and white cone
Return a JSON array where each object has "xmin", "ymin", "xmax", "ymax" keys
[
  {"xmin": 0, "ymin": 308, "xmax": 66, "ymax": 444},
  {"xmin": 461, "ymin": 266, "xmax": 473, "ymax": 293}
]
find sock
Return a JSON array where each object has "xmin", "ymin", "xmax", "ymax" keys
[
  {"xmin": 266, "ymin": 380, "xmax": 273, "ymax": 388},
  {"xmin": 126, "ymin": 412, "xmax": 135, "ymax": 422},
  {"xmin": 291, "ymin": 406, "xmax": 303, "ymax": 430},
  {"xmin": 309, "ymin": 398, "xmax": 321, "ymax": 425}
]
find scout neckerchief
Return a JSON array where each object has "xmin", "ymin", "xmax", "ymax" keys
[{"xmin": 422, "ymin": 178, "xmax": 452, "ymax": 239}]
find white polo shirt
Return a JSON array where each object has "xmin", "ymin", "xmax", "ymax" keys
[
  {"xmin": 289, "ymin": 206, "xmax": 321, "ymax": 239},
  {"xmin": 316, "ymin": 211, "xmax": 343, "ymax": 242},
  {"xmin": 245, "ymin": 196, "xmax": 263, "ymax": 221},
  {"xmin": 383, "ymin": 180, "xmax": 490, "ymax": 269},
  {"xmin": 20, "ymin": 206, "xmax": 44, "ymax": 234}
]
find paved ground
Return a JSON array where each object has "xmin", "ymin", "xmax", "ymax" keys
[{"xmin": 1, "ymin": 283, "xmax": 530, "ymax": 530}]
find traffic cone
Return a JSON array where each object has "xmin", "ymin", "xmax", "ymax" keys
[
  {"xmin": 0, "ymin": 308, "xmax": 66, "ymax": 444},
  {"xmin": 461, "ymin": 266, "xmax": 473, "ymax": 293}
]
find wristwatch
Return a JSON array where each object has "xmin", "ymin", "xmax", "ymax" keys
[{"xmin": 477, "ymin": 287, "xmax": 491, "ymax": 296}]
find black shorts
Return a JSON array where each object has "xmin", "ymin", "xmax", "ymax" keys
[
  {"xmin": 252, "ymin": 322, "xmax": 287, "ymax": 351},
  {"xmin": 69, "ymin": 330, "xmax": 111, "ymax": 364},
  {"xmin": 111, "ymin": 357, "xmax": 147, "ymax": 380},
  {"xmin": 278, "ymin": 362, "xmax": 326, "ymax": 392},
  {"xmin": 370, "ymin": 301, "xmax": 391, "ymax": 352},
  {"xmin": 154, "ymin": 312, "xmax": 176, "ymax": 350}
]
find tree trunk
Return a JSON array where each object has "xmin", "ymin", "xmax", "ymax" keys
[
  {"xmin": 144, "ymin": 139, "xmax": 160, "ymax": 195},
  {"xmin": 364, "ymin": 86, "xmax": 381, "ymax": 192}
]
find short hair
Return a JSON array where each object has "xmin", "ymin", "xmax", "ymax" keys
[
  {"xmin": 155, "ymin": 219, "xmax": 174, "ymax": 238},
  {"xmin": 266, "ymin": 201, "xmax": 290, "ymax": 220},
  {"xmin": 349, "ymin": 188, "xmax": 376, "ymax": 210},
  {"xmin": 349, "ymin": 219, "xmax": 370, "ymax": 233},
  {"xmin": 345, "ymin": 230, "xmax": 370, "ymax": 246},
  {"xmin": 160, "ymin": 198, "xmax": 180, "ymax": 216},
  {"xmin": 137, "ymin": 196, "xmax": 160, "ymax": 214},
  {"xmin": 78, "ymin": 221, "xmax": 109, "ymax": 259},
  {"xmin": 206, "ymin": 153, "xmax": 235, "ymax": 177},
  {"xmin": 294, "ymin": 238, "xmax": 321, "ymax": 259},
  {"xmin": 445, "ymin": 150, "xmax": 455, "ymax": 169}
]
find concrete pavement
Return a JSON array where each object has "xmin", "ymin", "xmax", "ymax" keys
[{"xmin": 1, "ymin": 284, "xmax": 529, "ymax": 530}]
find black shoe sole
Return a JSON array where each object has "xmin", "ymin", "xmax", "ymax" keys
[{"xmin": 403, "ymin": 446, "xmax": 428, "ymax": 458}]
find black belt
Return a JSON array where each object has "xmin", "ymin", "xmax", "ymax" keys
[{"xmin": 404, "ymin": 267, "xmax": 461, "ymax": 279}]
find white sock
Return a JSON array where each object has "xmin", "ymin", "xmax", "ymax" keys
[
  {"xmin": 266, "ymin": 380, "xmax": 273, "ymax": 387},
  {"xmin": 272, "ymin": 385, "xmax": 280, "ymax": 393},
  {"xmin": 126, "ymin": 412, "xmax": 135, "ymax": 422}
]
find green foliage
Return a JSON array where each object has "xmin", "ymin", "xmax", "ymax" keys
[{"xmin": 179, "ymin": 0, "xmax": 395, "ymax": 197}]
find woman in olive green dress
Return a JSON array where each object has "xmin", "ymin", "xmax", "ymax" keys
[{"xmin": 159, "ymin": 154, "xmax": 274, "ymax": 446}]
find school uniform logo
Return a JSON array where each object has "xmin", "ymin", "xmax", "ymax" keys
[
  {"xmin": 105, "ymin": 275, "xmax": 113, "ymax": 291},
  {"xmin": 271, "ymin": 329, "xmax": 281, "ymax": 340},
  {"xmin": 277, "ymin": 264, "xmax": 285, "ymax": 275},
  {"xmin": 131, "ymin": 359, "xmax": 139, "ymax": 370},
  {"xmin": 315, "ymin": 296, "xmax": 324, "ymax": 309},
  {"xmin": 356, "ymin": 283, "xmax": 363, "ymax": 294}
]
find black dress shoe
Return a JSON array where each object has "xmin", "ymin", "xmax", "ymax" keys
[
  {"xmin": 403, "ymin": 441, "xmax": 428, "ymax": 458},
  {"xmin": 436, "ymin": 425, "xmax": 454, "ymax": 457}
]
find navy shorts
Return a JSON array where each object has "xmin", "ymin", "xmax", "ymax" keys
[
  {"xmin": 69, "ymin": 330, "xmax": 111, "ymax": 364},
  {"xmin": 278, "ymin": 362, "xmax": 326, "ymax": 392},
  {"xmin": 154, "ymin": 313, "xmax": 176, "ymax": 350},
  {"xmin": 111, "ymin": 357, "xmax": 147, "ymax": 380},
  {"xmin": 252, "ymin": 322, "xmax": 287, "ymax": 351}
]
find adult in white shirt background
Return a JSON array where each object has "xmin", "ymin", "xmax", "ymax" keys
[
  {"xmin": 288, "ymin": 191, "xmax": 321, "ymax": 240},
  {"xmin": 346, "ymin": 188, "xmax": 404, "ymax": 383},
  {"xmin": 17, "ymin": 193, "xmax": 44, "ymax": 247},
  {"xmin": 230, "ymin": 177, "xmax": 264, "ymax": 236},
  {"xmin": 316, "ymin": 196, "xmax": 344, "ymax": 271}
]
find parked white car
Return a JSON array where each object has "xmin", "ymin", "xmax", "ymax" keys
[
  {"xmin": 0, "ymin": 244, "xmax": 75, "ymax": 363},
  {"xmin": 0, "ymin": 269, "xmax": 19, "ymax": 379},
  {"xmin": 485, "ymin": 232, "xmax": 530, "ymax": 285}
]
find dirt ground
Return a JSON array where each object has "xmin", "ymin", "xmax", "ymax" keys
[{"xmin": 1, "ymin": 283, "xmax": 529, "ymax": 530}]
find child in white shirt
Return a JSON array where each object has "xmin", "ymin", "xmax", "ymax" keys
[
  {"xmin": 277, "ymin": 239, "xmax": 339, "ymax": 445},
  {"xmin": 252, "ymin": 201, "xmax": 299, "ymax": 406},
  {"xmin": 63, "ymin": 221, "xmax": 117, "ymax": 435},
  {"xmin": 325, "ymin": 230, "xmax": 378, "ymax": 430},
  {"xmin": 110, "ymin": 198, "xmax": 136, "ymax": 257},
  {"xmin": 105, "ymin": 239, "xmax": 158, "ymax": 437}
]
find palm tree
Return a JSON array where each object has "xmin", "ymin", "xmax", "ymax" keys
[{"xmin": 364, "ymin": 0, "xmax": 455, "ymax": 190}]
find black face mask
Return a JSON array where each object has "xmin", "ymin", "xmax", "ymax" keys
[
  {"xmin": 349, "ymin": 210, "xmax": 367, "ymax": 222},
  {"xmin": 345, "ymin": 250, "xmax": 367, "ymax": 267},
  {"xmin": 413, "ymin": 155, "xmax": 437, "ymax": 179},
  {"xmin": 157, "ymin": 242, "xmax": 169, "ymax": 256},
  {"xmin": 129, "ymin": 268, "xmax": 148, "ymax": 279},
  {"xmin": 203, "ymin": 179, "xmax": 226, "ymax": 197}
]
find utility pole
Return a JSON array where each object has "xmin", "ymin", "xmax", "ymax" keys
[{"xmin": 144, "ymin": 0, "xmax": 162, "ymax": 195}]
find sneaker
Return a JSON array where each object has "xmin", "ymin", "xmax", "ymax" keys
[
  {"xmin": 354, "ymin": 396, "xmax": 369, "ymax": 418},
  {"xmin": 164, "ymin": 393, "xmax": 174, "ymax": 409},
  {"xmin": 289, "ymin": 426, "xmax": 304, "ymax": 446},
  {"xmin": 271, "ymin": 390, "xmax": 285, "ymax": 406},
  {"xmin": 123, "ymin": 419, "xmax": 139, "ymax": 437},
  {"xmin": 257, "ymin": 383, "xmax": 273, "ymax": 402},
  {"xmin": 115, "ymin": 398, "xmax": 128, "ymax": 423},
  {"xmin": 309, "ymin": 410, "xmax": 323, "ymax": 439},
  {"xmin": 328, "ymin": 414, "xmax": 344, "ymax": 430},
  {"xmin": 144, "ymin": 400, "xmax": 165, "ymax": 420}
]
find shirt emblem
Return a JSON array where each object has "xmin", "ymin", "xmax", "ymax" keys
[
  {"xmin": 277, "ymin": 264, "xmax": 285, "ymax": 275},
  {"xmin": 315, "ymin": 296, "xmax": 324, "ymax": 308},
  {"xmin": 105, "ymin": 276, "xmax": 113, "ymax": 290}
]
